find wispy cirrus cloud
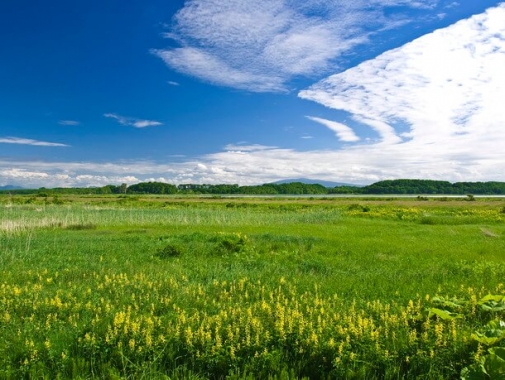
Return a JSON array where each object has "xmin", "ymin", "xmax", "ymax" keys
[
  {"xmin": 306, "ymin": 116, "xmax": 360, "ymax": 142},
  {"xmin": 0, "ymin": 137, "xmax": 69, "ymax": 147},
  {"xmin": 58, "ymin": 120, "xmax": 80, "ymax": 126},
  {"xmin": 153, "ymin": 0, "xmax": 444, "ymax": 92},
  {"xmin": 104, "ymin": 113, "xmax": 162, "ymax": 128}
]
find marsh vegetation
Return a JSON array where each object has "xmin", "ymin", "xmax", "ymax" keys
[{"xmin": 1, "ymin": 195, "xmax": 504, "ymax": 378}]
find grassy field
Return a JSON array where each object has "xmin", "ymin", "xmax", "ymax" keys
[{"xmin": 1, "ymin": 194, "xmax": 505, "ymax": 379}]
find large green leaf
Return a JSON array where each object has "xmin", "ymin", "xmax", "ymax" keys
[
  {"xmin": 432, "ymin": 296, "xmax": 467, "ymax": 310},
  {"xmin": 471, "ymin": 320, "xmax": 505, "ymax": 345},
  {"xmin": 428, "ymin": 307, "xmax": 461, "ymax": 320},
  {"xmin": 478, "ymin": 295, "xmax": 505, "ymax": 312},
  {"xmin": 461, "ymin": 361, "xmax": 488, "ymax": 380},
  {"xmin": 483, "ymin": 347, "xmax": 505, "ymax": 379},
  {"xmin": 491, "ymin": 348, "xmax": 505, "ymax": 361},
  {"xmin": 461, "ymin": 348, "xmax": 505, "ymax": 380}
]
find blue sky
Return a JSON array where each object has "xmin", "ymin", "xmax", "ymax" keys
[{"xmin": 1, "ymin": 0, "xmax": 504, "ymax": 188}]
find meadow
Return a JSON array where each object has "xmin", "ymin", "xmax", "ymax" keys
[{"xmin": 1, "ymin": 194, "xmax": 505, "ymax": 379}]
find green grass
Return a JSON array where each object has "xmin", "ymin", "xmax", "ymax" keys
[{"xmin": 1, "ymin": 196, "xmax": 505, "ymax": 378}]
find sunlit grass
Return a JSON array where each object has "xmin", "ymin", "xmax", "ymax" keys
[{"xmin": 1, "ymin": 196, "xmax": 504, "ymax": 378}]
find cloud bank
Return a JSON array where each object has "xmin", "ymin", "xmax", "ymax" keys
[{"xmin": 153, "ymin": 0, "xmax": 442, "ymax": 92}]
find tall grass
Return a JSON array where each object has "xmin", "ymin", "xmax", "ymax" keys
[{"xmin": 0, "ymin": 203, "xmax": 344, "ymax": 234}]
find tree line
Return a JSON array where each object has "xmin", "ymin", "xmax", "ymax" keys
[
  {"xmin": 2, "ymin": 179, "xmax": 505, "ymax": 196},
  {"xmin": 360, "ymin": 179, "xmax": 505, "ymax": 195}
]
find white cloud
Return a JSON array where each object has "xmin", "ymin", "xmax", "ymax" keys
[
  {"xmin": 104, "ymin": 113, "xmax": 162, "ymax": 128},
  {"xmin": 58, "ymin": 120, "xmax": 80, "ymax": 126},
  {"xmin": 154, "ymin": 0, "xmax": 445, "ymax": 92},
  {"xmin": 154, "ymin": 47, "xmax": 286, "ymax": 92},
  {"xmin": 1, "ymin": 133, "xmax": 503, "ymax": 189},
  {"xmin": 306, "ymin": 116, "xmax": 360, "ymax": 142},
  {"xmin": 0, "ymin": 162, "xmax": 145, "ymax": 188},
  {"xmin": 1, "ymin": 168, "xmax": 49, "ymax": 180},
  {"xmin": 223, "ymin": 144, "xmax": 274, "ymax": 152},
  {"xmin": 298, "ymin": 3, "xmax": 505, "ymax": 174},
  {"xmin": 3, "ymin": 5, "xmax": 505, "ymax": 189},
  {"xmin": 167, "ymin": 81, "xmax": 180, "ymax": 86},
  {"xmin": 0, "ymin": 137, "xmax": 69, "ymax": 147},
  {"xmin": 132, "ymin": 120, "xmax": 162, "ymax": 128}
]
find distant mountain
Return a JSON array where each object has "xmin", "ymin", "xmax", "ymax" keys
[
  {"xmin": 0, "ymin": 185, "xmax": 23, "ymax": 190},
  {"xmin": 270, "ymin": 178, "xmax": 361, "ymax": 188}
]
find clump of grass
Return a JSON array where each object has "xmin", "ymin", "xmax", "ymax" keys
[
  {"xmin": 156, "ymin": 243, "xmax": 183, "ymax": 258},
  {"xmin": 156, "ymin": 232, "xmax": 249, "ymax": 258},
  {"xmin": 420, "ymin": 216, "xmax": 437, "ymax": 225},
  {"xmin": 251, "ymin": 233, "xmax": 319, "ymax": 255},
  {"xmin": 212, "ymin": 232, "xmax": 248, "ymax": 255},
  {"xmin": 347, "ymin": 203, "xmax": 370, "ymax": 212}
]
